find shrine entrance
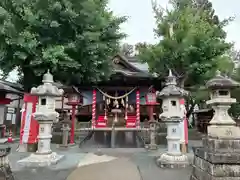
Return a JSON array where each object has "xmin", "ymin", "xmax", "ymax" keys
[
  {"xmin": 69, "ymin": 54, "xmax": 163, "ymax": 148},
  {"xmin": 89, "ymin": 87, "xmax": 142, "ymax": 148}
]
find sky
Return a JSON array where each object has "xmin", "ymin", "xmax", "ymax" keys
[
  {"xmin": 6, "ymin": 0, "xmax": 240, "ymax": 82},
  {"xmin": 109, "ymin": 0, "xmax": 240, "ymax": 48}
]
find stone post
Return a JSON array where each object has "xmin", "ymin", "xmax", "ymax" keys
[
  {"xmin": 190, "ymin": 70, "xmax": 240, "ymax": 180},
  {"xmin": 148, "ymin": 120, "xmax": 158, "ymax": 150},
  {"xmin": 156, "ymin": 70, "xmax": 188, "ymax": 168},
  {"xmin": 0, "ymin": 146, "xmax": 14, "ymax": 180},
  {"xmin": 60, "ymin": 118, "xmax": 71, "ymax": 149},
  {"xmin": 17, "ymin": 70, "xmax": 64, "ymax": 167}
]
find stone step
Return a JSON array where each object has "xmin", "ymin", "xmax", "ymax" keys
[
  {"xmin": 192, "ymin": 164, "xmax": 240, "ymax": 180},
  {"xmin": 202, "ymin": 137, "xmax": 240, "ymax": 152},
  {"xmin": 193, "ymin": 147, "xmax": 240, "ymax": 164},
  {"xmin": 193, "ymin": 156, "xmax": 240, "ymax": 177}
]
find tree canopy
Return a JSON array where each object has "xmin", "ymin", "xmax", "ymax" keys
[
  {"xmin": 0, "ymin": 0, "xmax": 126, "ymax": 91},
  {"xmin": 137, "ymin": 0, "xmax": 233, "ymax": 88}
]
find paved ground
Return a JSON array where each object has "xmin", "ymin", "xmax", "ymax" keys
[
  {"xmin": 67, "ymin": 158, "xmax": 141, "ymax": 180},
  {"xmin": 2, "ymin": 140, "xmax": 202, "ymax": 180}
]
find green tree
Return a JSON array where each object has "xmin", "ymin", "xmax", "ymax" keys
[
  {"xmin": 137, "ymin": 0, "xmax": 233, "ymax": 119},
  {"xmin": 138, "ymin": 0, "xmax": 232, "ymax": 88},
  {"xmin": 0, "ymin": 0, "xmax": 126, "ymax": 91}
]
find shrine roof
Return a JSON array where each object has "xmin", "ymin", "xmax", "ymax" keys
[
  {"xmin": 112, "ymin": 54, "xmax": 152, "ymax": 78},
  {"xmin": 123, "ymin": 56, "xmax": 149, "ymax": 72},
  {"xmin": 0, "ymin": 80, "xmax": 23, "ymax": 94},
  {"xmin": 57, "ymin": 54, "xmax": 161, "ymax": 90}
]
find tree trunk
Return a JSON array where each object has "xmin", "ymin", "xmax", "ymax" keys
[
  {"xmin": 22, "ymin": 67, "xmax": 41, "ymax": 92},
  {"xmin": 179, "ymin": 75, "xmax": 188, "ymax": 88}
]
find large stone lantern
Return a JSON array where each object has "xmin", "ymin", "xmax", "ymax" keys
[
  {"xmin": 156, "ymin": 70, "xmax": 188, "ymax": 168},
  {"xmin": 190, "ymin": 71, "xmax": 240, "ymax": 180},
  {"xmin": 18, "ymin": 70, "xmax": 64, "ymax": 167},
  {"xmin": 145, "ymin": 87, "xmax": 159, "ymax": 150}
]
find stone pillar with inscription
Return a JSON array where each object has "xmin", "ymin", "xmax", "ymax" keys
[
  {"xmin": 190, "ymin": 70, "xmax": 240, "ymax": 180},
  {"xmin": 60, "ymin": 117, "xmax": 71, "ymax": 149},
  {"xmin": 156, "ymin": 70, "xmax": 189, "ymax": 168},
  {"xmin": 147, "ymin": 119, "xmax": 158, "ymax": 150},
  {"xmin": 17, "ymin": 70, "xmax": 64, "ymax": 167}
]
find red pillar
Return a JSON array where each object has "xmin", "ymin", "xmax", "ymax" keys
[
  {"xmin": 136, "ymin": 90, "xmax": 140, "ymax": 128},
  {"xmin": 70, "ymin": 105, "xmax": 76, "ymax": 144},
  {"xmin": 148, "ymin": 105, "xmax": 154, "ymax": 121},
  {"xmin": 20, "ymin": 94, "xmax": 38, "ymax": 145}
]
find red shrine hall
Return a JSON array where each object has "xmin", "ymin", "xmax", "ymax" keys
[
  {"xmin": 62, "ymin": 54, "xmax": 162, "ymax": 147},
  {"xmin": 74, "ymin": 55, "xmax": 162, "ymax": 128}
]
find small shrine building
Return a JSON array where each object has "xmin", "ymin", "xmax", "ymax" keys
[{"xmin": 62, "ymin": 54, "xmax": 162, "ymax": 131}]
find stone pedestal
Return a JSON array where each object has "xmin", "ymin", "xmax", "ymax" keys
[
  {"xmin": 36, "ymin": 117, "xmax": 54, "ymax": 154},
  {"xmin": 17, "ymin": 152, "xmax": 64, "ymax": 168},
  {"xmin": 190, "ymin": 70, "xmax": 240, "ymax": 180},
  {"xmin": 191, "ymin": 126, "xmax": 240, "ymax": 180},
  {"xmin": 156, "ymin": 120, "xmax": 188, "ymax": 168}
]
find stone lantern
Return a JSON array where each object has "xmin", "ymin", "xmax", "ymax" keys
[
  {"xmin": 66, "ymin": 89, "xmax": 82, "ymax": 145},
  {"xmin": 17, "ymin": 70, "xmax": 64, "ymax": 167},
  {"xmin": 145, "ymin": 87, "xmax": 158, "ymax": 121},
  {"xmin": 145, "ymin": 87, "xmax": 159, "ymax": 150},
  {"xmin": 190, "ymin": 71, "xmax": 240, "ymax": 180},
  {"xmin": 156, "ymin": 70, "xmax": 188, "ymax": 168}
]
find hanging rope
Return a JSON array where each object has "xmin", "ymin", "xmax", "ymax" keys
[{"xmin": 96, "ymin": 87, "xmax": 137, "ymax": 100}]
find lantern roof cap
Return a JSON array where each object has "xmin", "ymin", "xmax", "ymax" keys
[
  {"xmin": 206, "ymin": 70, "xmax": 239, "ymax": 90},
  {"xmin": 158, "ymin": 69, "xmax": 188, "ymax": 97},
  {"xmin": 166, "ymin": 69, "xmax": 177, "ymax": 86},
  {"xmin": 42, "ymin": 69, "xmax": 53, "ymax": 83},
  {"xmin": 31, "ymin": 70, "xmax": 64, "ymax": 96}
]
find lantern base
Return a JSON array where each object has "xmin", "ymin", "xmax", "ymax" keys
[
  {"xmin": 156, "ymin": 153, "xmax": 189, "ymax": 168},
  {"xmin": 17, "ymin": 152, "xmax": 64, "ymax": 168}
]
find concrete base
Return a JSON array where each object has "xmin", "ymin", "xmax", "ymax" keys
[
  {"xmin": 156, "ymin": 153, "xmax": 189, "ymax": 168},
  {"xmin": 17, "ymin": 152, "xmax": 64, "ymax": 167}
]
